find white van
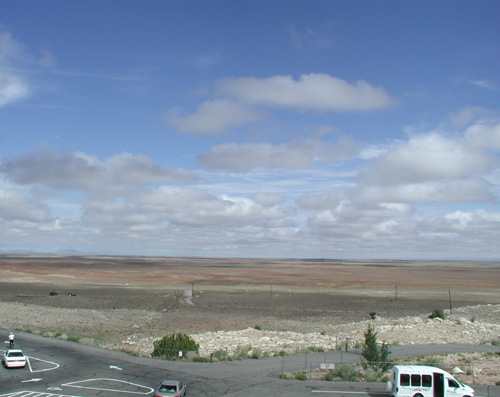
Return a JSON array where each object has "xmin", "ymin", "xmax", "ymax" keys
[{"xmin": 387, "ymin": 365, "xmax": 474, "ymax": 397}]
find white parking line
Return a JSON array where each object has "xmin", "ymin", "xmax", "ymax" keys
[
  {"xmin": 26, "ymin": 356, "xmax": 60, "ymax": 373},
  {"xmin": 62, "ymin": 378, "xmax": 154, "ymax": 395},
  {"xmin": 0, "ymin": 392, "xmax": 82, "ymax": 397}
]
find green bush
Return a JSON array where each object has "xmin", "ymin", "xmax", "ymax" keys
[
  {"xmin": 295, "ymin": 373, "xmax": 308, "ymax": 381},
  {"xmin": 67, "ymin": 336, "xmax": 80, "ymax": 342},
  {"xmin": 251, "ymin": 347, "xmax": 263, "ymax": 359},
  {"xmin": 254, "ymin": 325, "xmax": 262, "ymax": 330},
  {"xmin": 332, "ymin": 364, "xmax": 359, "ymax": 381},
  {"xmin": 429, "ymin": 309, "xmax": 445, "ymax": 319},
  {"xmin": 152, "ymin": 332, "xmax": 199, "ymax": 359},
  {"xmin": 212, "ymin": 349, "xmax": 230, "ymax": 361},
  {"xmin": 233, "ymin": 344, "xmax": 252, "ymax": 360}
]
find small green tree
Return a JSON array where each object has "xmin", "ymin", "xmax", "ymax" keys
[
  {"xmin": 362, "ymin": 324, "xmax": 391, "ymax": 371},
  {"xmin": 152, "ymin": 332, "xmax": 199, "ymax": 359}
]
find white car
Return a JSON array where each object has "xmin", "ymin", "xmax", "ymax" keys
[{"xmin": 2, "ymin": 349, "xmax": 27, "ymax": 368}]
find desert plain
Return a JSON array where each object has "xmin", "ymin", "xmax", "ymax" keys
[
  {"xmin": 2, "ymin": 255, "xmax": 500, "ymax": 383},
  {"xmin": 1, "ymin": 255, "xmax": 499, "ymax": 338}
]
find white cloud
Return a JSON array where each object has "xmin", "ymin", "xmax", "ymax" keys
[
  {"xmin": 448, "ymin": 106, "xmax": 493, "ymax": 127},
  {"xmin": 464, "ymin": 121, "xmax": 500, "ymax": 150},
  {"xmin": 197, "ymin": 139, "xmax": 359, "ymax": 172},
  {"xmin": 216, "ymin": 73, "xmax": 398, "ymax": 112},
  {"xmin": 359, "ymin": 132, "xmax": 497, "ymax": 186},
  {"xmin": 0, "ymin": 187, "xmax": 53, "ymax": 223},
  {"xmin": 469, "ymin": 80, "xmax": 497, "ymax": 90},
  {"xmin": 354, "ymin": 179, "xmax": 494, "ymax": 204},
  {"xmin": 166, "ymin": 99, "xmax": 265, "ymax": 135},
  {"xmin": 0, "ymin": 32, "xmax": 31, "ymax": 106},
  {"xmin": 0, "ymin": 72, "xmax": 29, "ymax": 106},
  {"xmin": 81, "ymin": 186, "xmax": 296, "ymax": 230},
  {"xmin": 0, "ymin": 148, "xmax": 198, "ymax": 190},
  {"xmin": 167, "ymin": 73, "xmax": 397, "ymax": 135}
]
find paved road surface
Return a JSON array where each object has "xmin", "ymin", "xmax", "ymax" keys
[{"xmin": 1, "ymin": 329, "xmax": 499, "ymax": 397}]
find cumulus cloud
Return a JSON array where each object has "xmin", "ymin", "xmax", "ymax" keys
[
  {"xmin": 166, "ymin": 99, "xmax": 265, "ymax": 135},
  {"xmin": 168, "ymin": 73, "xmax": 397, "ymax": 135},
  {"xmin": 81, "ymin": 186, "xmax": 296, "ymax": 229},
  {"xmin": 359, "ymin": 132, "xmax": 497, "ymax": 186},
  {"xmin": 354, "ymin": 179, "xmax": 494, "ymax": 203},
  {"xmin": 0, "ymin": 187, "xmax": 54, "ymax": 223},
  {"xmin": 197, "ymin": 138, "xmax": 359, "ymax": 172},
  {"xmin": 216, "ymin": 73, "xmax": 398, "ymax": 112},
  {"xmin": 0, "ymin": 148, "xmax": 198, "ymax": 190}
]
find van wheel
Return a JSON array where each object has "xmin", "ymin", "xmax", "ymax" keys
[
  {"xmin": 463, "ymin": 395, "xmax": 471, "ymax": 397},
  {"xmin": 414, "ymin": 394, "xmax": 423, "ymax": 397}
]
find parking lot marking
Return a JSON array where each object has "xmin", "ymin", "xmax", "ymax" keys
[
  {"xmin": 62, "ymin": 378, "xmax": 154, "ymax": 395},
  {"xmin": 0, "ymin": 393, "xmax": 82, "ymax": 397},
  {"xmin": 26, "ymin": 356, "xmax": 60, "ymax": 373}
]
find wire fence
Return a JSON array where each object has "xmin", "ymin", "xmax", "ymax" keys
[{"xmin": 280, "ymin": 352, "xmax": 500, "ymax": 385}]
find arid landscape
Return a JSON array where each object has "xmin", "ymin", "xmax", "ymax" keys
[{"xmin": 1, "ymin": 255, "xmax": 500, "ymax": 383}]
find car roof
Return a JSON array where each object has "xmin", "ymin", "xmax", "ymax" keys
[
  {"xmin": 161, "ymin": 380, "xmax": 182, "ymax": 385},
  {"xmin": 6, "ymin": 349, "xmax": 24, "ymax": 354}
]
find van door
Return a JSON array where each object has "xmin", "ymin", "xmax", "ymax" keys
[{"xmin": 434, "ymin": 373, "xmax": 445, "ymax": 397}]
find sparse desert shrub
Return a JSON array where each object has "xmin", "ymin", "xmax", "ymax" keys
[
  {"xmin": 332, "ymin": 364, "xmax": 359, "ymax": 381},
  {"xmin": 54, "ymin": 332, "xmax": 62, "ymax": 338},
  {"xmin": 49, "ymin": 291, "xmax": 58, "ymax": 296},
  {"xmin": 233, "ymin": 344, "xmax": 252, "ymax": 360},
  {"xmin": 67, "ymin": 336, "xmax": 80, "ymax": 343},
  {"xmin": 422, "ymin": 355, "xmax": 445, "ymax": 368},
  {"xmin": 429, "ymin": 308, "xmax": 445, "ymax": 320},
  {"xmin": 212, "ymin": 349, "xmax": 230, "ymax": 361},
  {"xmin": 192, "ymin": 356, "xmax": 210, "ymax": 362},
  {"xmin": 250, "ymin": 347, "xmax": 263, "ymax": 359},
  {"xmin": 369, "ymin": 311, "xmax": 377, "ymax": 319},
  {"xmin": 295, "ymin": 372, "xmax": 308, "ymax": 381},
  {"xmin": 491, "ymin": 339, "xmax": 500, "ymax": 346},
  {"xmin": 278, "ymin": 350, "xmax": 288, "ymax": 356},
  {"xmin": 363, "ymin": 367, "xmax": 389, "ymax": 382},
  {"xmin": 254, "ymin": 325, "xmax": 262, "ymax": 330}
]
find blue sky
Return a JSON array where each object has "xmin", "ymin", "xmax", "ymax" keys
[{"xmin": 1, "ymin": 1, "xmax": 499, "ymax": 259}]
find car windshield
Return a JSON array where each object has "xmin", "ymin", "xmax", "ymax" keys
[
  {"xmin": 160, "ymin": 385, "xmax": 177, "ymax": 392},
  {"xmin": 8, "ymin": 352, "xmax": 24, "ymax": 357}
]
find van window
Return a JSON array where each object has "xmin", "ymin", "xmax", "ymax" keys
[
  {"xmin": 448, "ymin": 379, "xmax": 460, "ymax": 388},
  {"xmin": 411, "ymin": 374, "xmax": 421, "ymax": 386},
  {"xmin": 401, "ymin": 374, "xmax": 410, "ymax": 386},
  {"xmin": 422, "ymin": 375, "xmax": 432, "ymax": 387}
]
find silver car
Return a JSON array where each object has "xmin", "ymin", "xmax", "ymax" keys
[{"xmin": 154, "ymin": 380, "xmax": 187, "ymax": 397}]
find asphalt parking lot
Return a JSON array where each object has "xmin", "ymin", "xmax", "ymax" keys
[{"xmin": 1, "ymin": 329, "xmax": 499, "ymax": 397}]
